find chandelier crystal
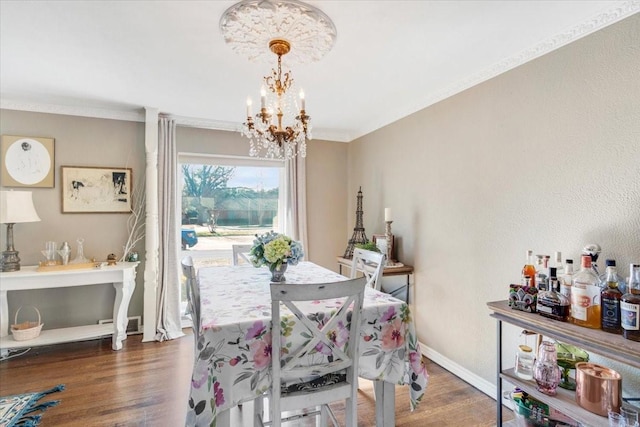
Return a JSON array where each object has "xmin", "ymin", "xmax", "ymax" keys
[{"xmin": 220, "ymin": 0, "xmax": 337, "ymax": 160}]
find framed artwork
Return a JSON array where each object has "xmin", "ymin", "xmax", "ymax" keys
[
  {"xmin": 372, "ymin": 234, "xmax": 394, "ymax": 259},
  {"xmin": 61, "ymin": 166, "xmax": 132, "ymax": 213},
  {"xmin": 1, "ymin": 135, "xmax": 55, "ymax": 187}
]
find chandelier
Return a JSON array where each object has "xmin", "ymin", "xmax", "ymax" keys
[{"xmin": 220, "ymin": 0, "xmax": 337, "ymax": 160}]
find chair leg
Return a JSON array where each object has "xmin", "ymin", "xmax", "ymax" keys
[
  {"xmin": 345, "ymin": 396, "xmax": 357, "ymax": 427},
  {"xmin": 253, "ymin": 397, "xmax": 264, "ymax": 427},
  {"xmin": 319, "ymin": 405, "xmax": 328, "ymax": 426}
]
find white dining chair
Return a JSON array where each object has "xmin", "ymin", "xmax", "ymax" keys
[
  {"xmin": 232, "ymin": 244, "xmax": 253, "ymax": 266},
  {"xmin": 181, "ymin": 255, "xmax": 201, "ymax": 350},
  {"xmin": 350, "ymin": 248, "xmax": 386, "ymax": 291},
  {"xmin": 254, "ymin": 277, "xmax": 367, "ymax": 427}
]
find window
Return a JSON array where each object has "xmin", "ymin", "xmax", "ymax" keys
[{"xmin": 178, "ymin": 153, "xmax": 284, "ymax": 312}]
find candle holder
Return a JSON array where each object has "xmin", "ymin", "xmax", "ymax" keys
[{"xmin": 384, "ymin": 221, "xmax": 400, "ymax": 267}]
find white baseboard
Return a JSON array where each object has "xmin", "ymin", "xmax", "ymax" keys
[{"xmin": 419, "ymin": 340, "xmax": 498, "ymax": 400}]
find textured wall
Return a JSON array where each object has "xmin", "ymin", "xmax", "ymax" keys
[{"xmin": 347, "ymin": 13, "xmax": 640, "ymax": 396}]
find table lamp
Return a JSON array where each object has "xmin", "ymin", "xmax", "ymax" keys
[{"xmin": 1, "ymin": 190, "xmax": 41, "ymax": 272}]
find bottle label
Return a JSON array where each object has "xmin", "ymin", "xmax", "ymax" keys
[
  {"xmin": 621, "ymin": 301, "xmax": 640, "ymax": 331},
  {"xmin": 571, "ymin": 284, "xmax": 600, "ymax": 321},
  {"xmin": 601, "ymin": 297, "xmax": 621, "ymax": 329}
]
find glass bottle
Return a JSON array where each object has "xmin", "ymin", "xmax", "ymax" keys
[
  {"xmin": 537, "ymin": 268, "xmax": 570, "ymax": 321},
  {"xmin": 560, "ymin": 259, "xmax": 574, "ymax": 302},
  {"xmin": 599, "ymin": 259, "xmax": 627, "ymax": 294},
  {"xmin": 621, "ymin": 264, "xmax": 640, "ymax": 342},
  {"xmin": 571, "ymin": 255, "xmax": 601, "ymax": 328},
  {"xmin": 522, "ymin": 250, "xmax": 536, "ymax": 289},
  {"xmin": 554, "ymin": 251, "xmax": 564, "ymax": 275},
  {"xmin": 533, "ymin": 340, "xmax": 561, "ymax": 396},
  {"xmin": 601, "ymin": 260, "xmax": 623, "ymax": 334},
  {"xmin": 536, "ymin": 255, "xmax": 551, "ymax": 291}
]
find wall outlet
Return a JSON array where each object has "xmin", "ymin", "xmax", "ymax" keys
[{"xmin": 98, "ymin": 316, "xmax": 142, "ymax": 334}]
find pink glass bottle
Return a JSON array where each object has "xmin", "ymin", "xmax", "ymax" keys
[{"xmin": 533, "ymin": 341, "xmax": 561, "ymax": 396}]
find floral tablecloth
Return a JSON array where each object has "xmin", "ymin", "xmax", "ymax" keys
[{"xmin": 186, "ymin": 261, "xmax": 428, "ymax": 426}]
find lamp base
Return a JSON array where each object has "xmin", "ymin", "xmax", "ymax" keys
[{"xmin": 1, "ymin": 249, "xmax": 21, "ymax": 272}]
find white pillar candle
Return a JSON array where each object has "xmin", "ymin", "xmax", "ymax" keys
[{"xmin": 385, "ymin": 208, "xmax": 392, "ymax": 222}]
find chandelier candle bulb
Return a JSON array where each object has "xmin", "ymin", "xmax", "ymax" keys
[
  {"xmin": 260, "ymin": 87, "xmax": 266, "ymax": 108},
  {"xmin": 299, "ymin": 89, "xmax": 305, "ymax": 110},
  {"xmin": 246, "ymin": 98, "xmax": 252, "ymax": 117}
]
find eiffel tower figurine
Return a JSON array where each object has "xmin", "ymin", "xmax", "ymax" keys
[{"xmin": 343, "ymin": 187, "xmax": 368, "ymax": 259}]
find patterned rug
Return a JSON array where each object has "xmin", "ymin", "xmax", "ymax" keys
[{"xmin": 0, "ymin": 384, "xmax": 64, "ymax": 427}]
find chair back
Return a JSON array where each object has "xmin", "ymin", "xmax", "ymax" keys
[
  {"xmin": 350, "ymin": 248, "xmax": 386, "ymax": 290},
  {"xmin": 268, "ymin": 277, "xmax": 366, "ymax": 426},
  {"xmin": 232, "ymin": 244, "xmax": 253, "ymax": 266},
  {"xmin": 181, "ymin": 256, "xmax": 201, "ymax": 345}
]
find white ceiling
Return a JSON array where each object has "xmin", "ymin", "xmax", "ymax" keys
[{"xmin": 1, "ymin": 1, "xmax": 637, "ymax": 142}]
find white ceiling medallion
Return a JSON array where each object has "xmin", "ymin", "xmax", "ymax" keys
[{"xmin": 219, "ymin": 0, "xmax": 337, "ymax": 65}]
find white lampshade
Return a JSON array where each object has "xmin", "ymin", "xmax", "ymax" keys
[{"xmin": 0, "ymin": 190, "xmax": 41, "ymax": 224}]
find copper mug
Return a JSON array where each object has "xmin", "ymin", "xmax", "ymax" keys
[{"xmin": 575, "ymin": 362, "xmax": 621, "ymax": 416}]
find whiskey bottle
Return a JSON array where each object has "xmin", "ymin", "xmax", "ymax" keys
[
  {"xmin": 601, "ymin": 260, "xmax": 623, "ymax": 334},
  {"xmin": 571, "ymin": 255, "xmax": 601, "ymax": 329},
  {"xmin": 621, "ymin": 264, "xmax": 640, "ymax": 342},
  {"xmin": 537, "ymin": 268, "xmax": 570, "ymax": 321},
  {"xmin": 522, "ymin": 250, "xmax": 536, "ymax": 288}
]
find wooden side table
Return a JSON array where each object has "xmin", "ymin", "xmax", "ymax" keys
[{"xmin": 336, "ymin": 256, "xmax": 414, "ymax": 303}]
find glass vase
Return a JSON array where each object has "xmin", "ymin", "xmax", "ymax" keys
[
  {"xmin": 270, "ymin": 263, "xmax": 288, "ymax": 282},
  {"xmin": 533, "ymin": 340, "xmax": 561, "ymax": 396}
]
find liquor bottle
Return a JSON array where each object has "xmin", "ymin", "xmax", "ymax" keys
[
  {"xmin": 536, "ymin": 255, "xmax": 551, "ymax": 291},
  {"xmin": 599, "ymin": 259, "xmax": 627, "ymax": 294},
  {"xmin": 554, "ymin": 251, "xmax": 564, "ymax": 275},
  {"xmin": 537, "ymin": 268, "xmax": 570, "ymax": 321},
  {"xmin": 560, "ymin": 259, "xmax": 574, "ymax": 302},
  {"xmin": 621, "ymin": 264, "xmax": 640, "ymax": 342},
  {"xmin": 522, "ymin": 250, "xmax": 536, "ymax": 288},
  {"xmin": 601, "ymin": 260, "xmax": 623, "ymax": 334},
  {"xmin": 571, "ymin": 255, "xmax": 601, "ymax": 329}
]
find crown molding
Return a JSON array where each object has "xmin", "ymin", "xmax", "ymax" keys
[
  {"xmin": 350, "ymin": 1, "xmax": 640, "ymax": 141},
  {"xmin": 0, "ymin": 99, "xmax": 145, "ymax": 123}
]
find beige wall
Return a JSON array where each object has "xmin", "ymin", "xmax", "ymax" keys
[
  {"xmin": 347, "ymin": 14, "xmax": 640, "ymax": 393},
  {"xmin": 0, "ymin": 111, "xmax": 145, "ymax": 328}
]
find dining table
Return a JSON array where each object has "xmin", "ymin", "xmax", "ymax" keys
[{"xmin": 185, "ymin": 261, "xmax": 428, "ymax": 427}]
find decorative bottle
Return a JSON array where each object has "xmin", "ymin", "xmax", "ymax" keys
[
  {"xmin": 571, "ymin": 255, "xmax": 601, "ymax": 329},
  {"xmin": 536, "ymin": 268, "xmax": 570, "ymax": 321},
  {"xmin": 601, "ymin": 260, "xmax": 623, "ymax": 334},
  {"xmin": 621, "ymin": 264, "xmax": 640, "ymax": 342},
  {"xmin": 533, "ymin": 340, "xmax": 561, "ymax": 396},
  {"xmin": 522, "ymin": 250, "xmax": 536, "ymax": 289}
]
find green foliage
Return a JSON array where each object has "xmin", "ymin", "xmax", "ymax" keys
[{"xmin": 355, "ymin": 242, "xmax": 380, "ymax": 253}]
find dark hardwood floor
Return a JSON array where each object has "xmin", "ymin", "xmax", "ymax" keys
[{"xmin": 0, "ymin": 331, "xmax": 513, "ymax": 426}]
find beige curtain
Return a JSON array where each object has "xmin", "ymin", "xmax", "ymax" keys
[
  {"xmin": 284, "ymin": 155, "xmax": 309, "ymax": 259},
  {"xmin": 155, "ymin": 117, "xmax": 184, "ymax": 341}
]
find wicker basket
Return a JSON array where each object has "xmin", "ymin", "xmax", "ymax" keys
[{"xmin": 11, "ymin": 306, "xmax": 44, "ymax": 341}]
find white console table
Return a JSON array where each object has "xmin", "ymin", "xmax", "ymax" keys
[{"xmin": 0, "ymin": 262, "xmax": 138, "ymax": 354}]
